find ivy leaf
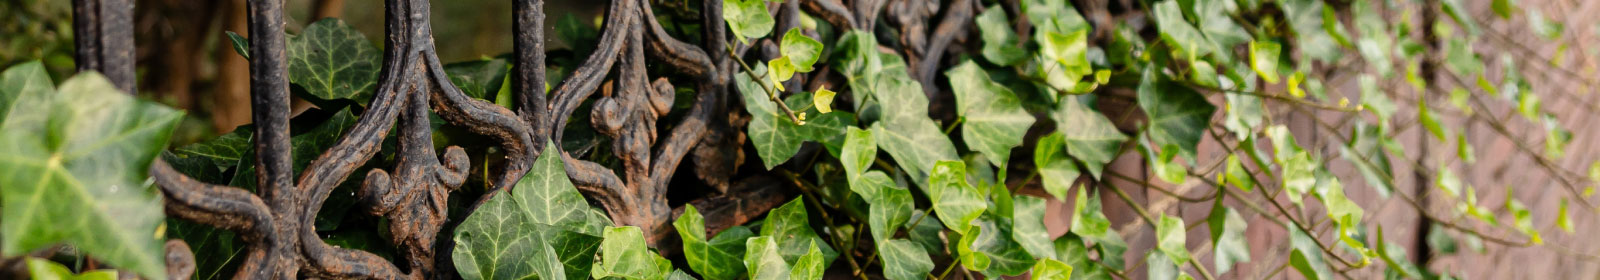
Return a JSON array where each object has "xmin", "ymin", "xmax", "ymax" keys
[
  {"xmin": 1268, "ymin": 125, "xmax": 1315, "ymax": 205},
  {"xmin": 1051, "ymin": 96, "xmax": 1127, "ymax": 179},
  {"xmin": 1035, "ymin": 29, "xmax": 1094, "ymax": 92},
  {"xmin": 1249, "ymin": 41, "xmax": 1282, "ymax": 84},
  {"xmin": 1030, "ymin": 259, "xmax": 1073, "ymax": 280},
  {"xmin": 865, "ymin": 172, "xmax": 912, "ymax": 243},
  {"xmin": 668, "ymin": 270, "xmax": 698, "ymax": 280},
  {"xmin": 1188, "ymin": 0, "xmax": 1251, "ymax": 49},
  {"xmin": 1375, "ymin": 226, "xmax": 1423, "ymax": 278},
  {"xmin": 1151, "ymin": 1, "xmax": 1218, "ymax": 60},
  {"xmin": 743, "ymin": 237, "xmax": 788, "ymax": 280},
  {"xmin": 878, "ymin": 239, "xmax": 934, "ymax": 280},
  {"xmin": 444, "ymin": 58, "xmax": 511, "ymax": 101},
  {"xmin": 453, "ymin": 140, "xmax": 605, "ymax": 280},
  {"xmin": 779, "ymin": 28, "xmax": 823, "ymax": 72},
  {"xmin": 813, "ymin": 87, "xmax": 836, "ymax": 114},
  {"xmin": 1070, "ymin": 188, "xmax": 1128, "ymax": 270},
  {"xmin": 1144, "ymin": 253, "xmax": 1185, "ymax": 280},
  {"xmin": 1137, "ymin": 69, "xmax": 1216, "ymax": 159},
  {"xmin": 739, "ymin": 63, "xmax": 856, "ymax": 169},
  {"xmin": 840, "ymin": 127, "xmax": 877, "ymax": 190},
  {"xmin": 788, "ymin": 242, "xmax": 825, "ymax": 280},
  {"xmin": 592, "ymin": 226, "xmax": 671, "ymax": 280},
  {"xmin": 1222, "ymin": 88, "xmax": 1264, "ymax": 141},
  {"xmin": 1034, "ymin": 133, "xmax": 1081, "ymax": 201},
  {"xmin": 162, "ymin": 128, "xmax": 251, "ymax": 184},
  {"xmin": 760, "ymin": 198, "xmax": 839, "ymax": 264},
  {"xmin": 948, "ymin": 61, "xmax": 1036, "ymax": 167},
  {"xmin": 928, "ymin": 161, "xmax": 988, "ymax": 233},
  {"xmin": 674, "ymin": 206, "xmax": 753, "ymax": 280},
  {"xmin": 0, "ymin": 71, "xmax": 181, "ymax": 280},
  {"xmin": 1342, "ymin": 122, "xmax": 1395, "ymax": 198},
  {"xmin": 1208, "ymin": 204, "xmax": 1250, "ymax": 274},
  {"xmin": 722, "ymin": 0, "xmax": 774, "ymax": 43},
  {"xmin": 976, "ymin": 6, "xmax": 1029, "ymax": 66},
  {"xmin": 288, "ymin": 19, "xmax": 381, "ymax": 104},
  {"xmin": 960, "ymin": 218, "xmax": 1036, "ymax": 276},
  {"xmin": 1279, "ymin": 0, "xmax": 1343, "ymax": 63},
  {"xmin": 1012, "ymin": 195, "xmax": 1054, "ymax": 259},
  {"xmin": 225, "ymin": 31, "xmax": 250, "ymax": 60},
  {"xmin": 1288, "ymin": 226, "xmax": 1333, "ymax": 280},
  {"xmin": 906, "ymin": 210, "xmax": 946, "ymax": 256},
  {"xmin": 1052, "ymin": 235, "xmax": 1108, "ymax": 279},
  {"xmin": 869, "ymin": 77, "xmax": 959, "ymax": 188},
  {"xmin": 27, "ymin": 257, "xmax": 118, "ymax": 280},
  {"xmin": 1155, "ymin": 215, "xmax": 1192, "ymax": 264}
]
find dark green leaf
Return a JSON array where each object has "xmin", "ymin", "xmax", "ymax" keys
[
  {"xmin": 453, "ymin": 140, "xmax": 605, "ymax": 280},
  {"xmin": 1288, "ymin": 226, "xmax": 1332, "ymax": 280},
  {"xmin": 760, "ymin": 199, "xmax": 839, "ymax": 264},
  {"xmin": 287, "ymin": 19, "xmax": 381, "ymax": 104},
  {"xmin": 1137, "ymin": 69, "xmax": 1216, "ymax": 159},
  {"xmin": 225, "ymin": 31, "xmax": 250, "ymax": 60},
  {"xmin": 444, "ymin": 58, "xmax": 511, "ymax": 101}
]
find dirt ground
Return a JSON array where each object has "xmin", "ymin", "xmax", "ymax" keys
[{"xmin": 1033, "ymin": 0, "xmax": 1600, "ymax": 279}]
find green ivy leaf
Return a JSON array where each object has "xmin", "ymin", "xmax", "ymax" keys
[
  {"xmin": 739, "ymin": 63, "xmax": 855, "ymax": 169},
  {"xmin": 224, "ymin": 31, "xmax": 250, "ymax": 60},
  {"xmin": 1141, "ymin": 137, "xmax": 1188, "ymax": 185},
  {"xmin": 288, "ymin": 19, "xmax": 381, "ymax": 104},
  {"xmin": 1069, "ymin": 188, "xmax": 1128, "ymax": 270},
  {"xmin": 1288, "ymin": 226, "xmax": 1332, "ymax": 280},
  {"xmin": 669, "ymin": 270, "xmax": 699, "ymax": 280},
  {"xmin": 0, "ymin": 70, "xmax": 181, "ymax": 280},
  {"xmin": 453, "ymin": 140, "xmax": 605, "ymax": 280},
  {"xmin": 743, "ymin": 237, "xmax": 789, "ymax": 280},
  {"xmin": 1187, "ymin": 0, "xmax": 1251, "ymax": 50},
  {"xmin": 975, "ymin": 6, "xmax": 1029, "ymax": 66},
  {"xmin": 674, "ymin": 205, "xmax": 753, "ymax": 280},
  {"xmin": 869, "ymin": 77, "xmax": 959, "ymax": 188},
  {"xmin": 592, "ymin": 226, "xmax": 672, "ymax": 280},
  {"xmin": 1208, "ymin": 203, "xmax": 1250, "ymax": 274},
  {"xmin": 840, "ymin": 127, "xmax": 876, "ymax": 190},
  {"xmin": 864, "ymin": 172, "xmax": 912, "ymax": 243},
  {"xmin": 788, "ymin": 242, "xmax": 825, "ymax": 280},
  {"xmin": 1036, "ymin": 29, "xmax": 1093, "ymax": 91},
  {"xmin": 1353, "ymin": 0, "xmax": 1394, "ymax": 77},
  {"xmin": 878, "ymin": 239, "xmax": 934, "ymax": 280},
  {"xmin": 779, "ymin": 28, "xmax": 823, "ymax": 72},
  {"xmin": 1151, "ymin": 1, "xmax": 1219, "ymax": 61},
  {"xmin": 444, "ymin": 58, "xmax": 511, "ymax": 101},
  {"xmin": 27, "ymin": 257, "xmax": 118, "ymax": 280},
  {"xmin": 813, "ymin": 87, "xmax": 836, "ymax": 114},
  {"xmin": 960, "ymin": 218, "xmax": 1036, "ymax": 276},
  {"xmin": 1051, "ymin": 96, "xmax": 1127, "ymax": 179},
  {"xmin": 1030, "ymin": 258, "xmax": 1073, "ymax": 280},
  {"xmin": 1138, "ymin": 69, "xmax": 1216, "ymax": 159},
  {"xmin": 722, "ymin": 0, "xmax": 774, "ymax": 43},
  {"xmin": 760, "ymin": 199, "xmax": 839, "ymax": 264},
  {"xmin": 906, "ymin": 210, "xmax": 946, "ymax": 256},
  {"xmin": 1012, "ymin": 195, "xmax": 1054, "ymax": 259},
  {"xmin": 1155, "ymin": 215, "xmax": 1192, "ymax": 264},
  {"xmin": 1279, "ymin": 0, "xmax": 1343, "ymax": 63},
  {"xmin": 1034, "ymin": 133, "xmax": 1081, "ymax": 201},
  {"xmin": 161, "ymin": 128, "xmax": 251, "ymax": 184},
  {"xmin": 948, "ymin": 61, "xmax": 1036, "ymax": 167},
  {"xmin": 928, "ymin": 161, "xmax": 988, "ymax": 233},
  {"xmin": 1249, "ymin": 41, "xmax": 1282, "ymax": 83}
]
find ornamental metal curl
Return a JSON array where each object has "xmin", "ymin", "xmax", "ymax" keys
[{"xmin": 71, "ymin": 0, "xmax": 804, "ymax": 278}]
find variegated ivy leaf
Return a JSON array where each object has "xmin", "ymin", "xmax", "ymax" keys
[
  {"xmin": 760, "ymin": 199, "xmax": 839, "ymax": 264},
  {"xmin": 1155, "ymin": 215, "xmax": 1192, "ymax": 265},
  {"xmin": 453, "ymin": 140, "xmax": 605, "ymax": 280},
  {"xmin": 1150, "ymin": 1, "xmax": 1219, "ymax": 61},
  {"xmin": 743, "ymin": 237, "xmax": 826, "ymax": 280},
  {"xmin": 1070, "ymin": 188, "xmax": 1128, "ymax": 270},
  {"xmin": 592, "ymin": 226, "xmax": 672, "ymax": 280},
  {"xmin": 928, "ymin": 161, "xmax": 988, "ymax": 233},
  {"xmin": 288, "ymin": 19, "xmax": 381, "ymax": 104},
  {"xmin": 1034, "ymin": 133, "xmax": 1081, "ymax": 201},
  {"xmin": 947, "ymin": 61, "xmax": 1036, "ymax": 167},
  {"xmin": 1288, "ymin": 226, "xmax": 1333, "ymax": 280},
  {"xmin": 1035, "ymin": 29, "xmax": 1094, "ymax": 92},
  {"xmin": 1185, "ymin": 0, "xmax": 1251, "ymax": 50},
  {"xmin": 1021, "ymin": 0, "xmax": 1088, "ymax": 35},
  {"xmin": 738, "ymin": 63, "xmax": 855, "ymax": 169},
  {"xmin": 1030, "ymin": 259, "xmax": 1073, "ymax": 280},
  {"xmin": 674, "ymin": 205, "xmax": 754, "ymax": 280},
  {"xmin": 1052, "ymin": 235, "xmax": 1108, "ymax": 279},
  {"xmin": 1249, "ymin": 41, "xmax": 1282, "ymax": 84},
  {"xmin": 1342, "ymin": 122, "xmax": 1400, "ymax": 198},
  {"xmin": 1506, "ymin": 187, "xmax": 1543, "ymax": 244},
  {"xmin": 0, "ymin": 67, "xmax": 182, "ymax": 280},
  {"xmin": 722, "ymin": 0, "xmax": 774, "ymax": 43},
  {"xmin": 1208, "ymin": 203, "xmax": 1250, "ymax": 274},
  {"xmin": 870, "ymin": 77, "xmax": 959, "ymax": 188},
  {"xmin": 878, "ymin": 239, "xmax": 933, "ymax": 280},
  {"xmin": 1137, "ymin": 68, "xmax": 1216, "ymax": 160},
  {"xmin": 1268, "ymin": 125, "xmax": 1315, "ymax": 205},
  {"xmin": 975, "ymin": 6, "xmax": 1028, "ymax": 66},
  {"xmin": 779, "ymin": 28, "xmax": 823, "ymax": 72},
  {"xmin": 1278, "ymin": 0, "xmax": 1343, "ymax": 63},
  {"xmin": 863, "ymin": 172, "xmax": 912, "ymax": 243},
  {"xmin": 1011, "ymin": 195, "xmax": 1054, "ymax": 259},
  {"xmin": 840, "ymin": 127, "xmax": 876, "ymax": 191},
  {"xmin": 958, "ymin": 218, "xmax": 1035, "ymax": 277},
  {"xmin": 1352, "ymin": 0, "xmax": 1394, "ymax": 77},
  {"xmin": 1052, "ymin": 96, "xmax": 1128, "ymax": 179}
]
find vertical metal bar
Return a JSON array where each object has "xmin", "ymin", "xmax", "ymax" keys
[
  {"xmin": 513, "ymin": 0, "xmax": 548, "ymax": 148},
  {"xmin": 71, "ymin": 0, "xmax": 136, "ymax": 94},
  {"xmin": 244, "ymin": 0, "xmax": 299, "ymax": 277}
]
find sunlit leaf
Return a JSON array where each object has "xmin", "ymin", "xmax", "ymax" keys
[
  {"xmin": 1155, "ymin": 215, "xmax": 1192, "ymax": 264},
  {"xmin": 948, "ymin": 61, "xmax": 1036, "ymax": 167},
  {"xmin": 779, "ymin": 28, "xmax": 823, "ymax": 72},
  {"xmin": 1030, "ymin": 259, "xmax": 1073, "ymax": 280},
  {"xmin": 674, "ymin": 206, "xmax": 752, "ymax": 280},
  {"xmin": 976, "ymin": 6, "xmax": 1029, "ymax": 66},
  {"xmin": 928, "ymin": 161, "xmax": 988, "ymax": 233},
  {"xmin": 1034, "ymin": 133, "xmax": 1082, "ymax": 201},
  {"xmin": 760, "ymin": 199, "xmax": 839, "ymax": 264},
  {"xmin": 592, "ymin": 226, "xmax": 671, "ymax": 279},
  {"xmin": 0, "ymin": 69, "xmax": 180, "ymax": 280},
  {"xmin": 723, "ymin": 0, "xmax": 774, "ymax": 43}
]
